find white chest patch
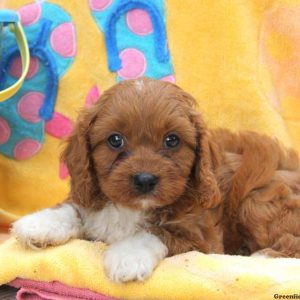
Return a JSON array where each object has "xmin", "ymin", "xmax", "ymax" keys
[{"xmin": 81, "ymin": 203, "xmax": 144, "ymax": 244}]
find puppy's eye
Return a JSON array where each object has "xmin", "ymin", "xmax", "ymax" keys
[
  {"xmin": 164, "ymin": 134, "xmax": 180, "ymax": 148},
  {"xmin": 107, "ymin": 134, "xmax": 124, "ymax": 149}
]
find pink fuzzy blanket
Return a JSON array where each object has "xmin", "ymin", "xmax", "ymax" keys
[{"xmin": 10, "ymin": 278, "xmax": 117, "ymax": 300}]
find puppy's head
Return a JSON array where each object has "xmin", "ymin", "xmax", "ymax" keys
[{"xmin": 63, "ymin": 78, "xmax": 220, "ymax": 211}]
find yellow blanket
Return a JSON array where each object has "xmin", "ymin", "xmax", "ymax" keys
[
  {"xmin": 1, "ymin": 238, "xmax": 300, "ymax": 299},
  {"xmin": 1, "ymin": 0, "xmax": 300, "ymax": 298}
]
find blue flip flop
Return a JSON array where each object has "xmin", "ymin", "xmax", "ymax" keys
[
  {"xmin": 0, "ymin": 2, "xmax": 76, "ymax": 160},
  {"xmin": 88, "ymin": 0, "xmax": 175, "ymax": 82}
]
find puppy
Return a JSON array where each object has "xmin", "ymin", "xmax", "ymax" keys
[{"xmin": 11, "ymin": 78, "xmax": 300, "ymax": 283}]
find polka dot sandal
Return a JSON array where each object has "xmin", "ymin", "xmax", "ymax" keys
[
  {"xmin": 88, "ymin": 0, "xmax": 175, "ymax": 82},
  {"xmin": 0, "ymin": 2, "xmax": 76, "ymax": 160}
]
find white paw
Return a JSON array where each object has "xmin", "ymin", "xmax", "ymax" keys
[
  {"xmin": 103, "ymin": 232, "xmax": 167, "ymax": 282},
  {"xmin": 11, "ymin": 204, "xmax": 82, "ymax": 249},
  {"xmin": 104, "ymin": 247, "xmax": 156, "ymax": 282},
  {"xmin": 251, "ymin": 251, "xmax": 270, "ymax": 258}
]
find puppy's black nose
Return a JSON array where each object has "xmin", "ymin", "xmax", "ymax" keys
[{"xmin": 133, "ymin": 173, "xmax": 158, "ymax": 193}]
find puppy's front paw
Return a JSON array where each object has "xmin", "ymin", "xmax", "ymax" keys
[
  {"xmin": 103, "ymin": 232, "xmax": 167, "ymax": 282},
  {"xmin": 11, "ymin": 204, "xmax": 81, "ymax": 249},
  {"xmin": 104, "ymin": 246, "xmax": 155, "ymax": 282}
]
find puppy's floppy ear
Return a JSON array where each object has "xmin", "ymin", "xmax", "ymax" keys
[
  {"xmin": 62, "ymin": 107, "xmax": 103, "ymax": 208},
  {"xmin": 189, "ymin": 110, "xmax": 221, "ymax": 209}
]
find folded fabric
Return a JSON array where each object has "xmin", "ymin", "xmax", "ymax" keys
[
  {"xmin": 1, "ymin": 238, "xmax": 300, "ymax": 300},
  {"xmin": 10, "ymin": 278, "xmax": 116, "ymax": 300}
]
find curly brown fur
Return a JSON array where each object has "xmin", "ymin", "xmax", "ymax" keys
[
  {"xmin": 62, "ymin": 77, "xmax": 300, "ymax": 258},
  {"xmin": 13, "ymin": 78, "xmax": 300, "ymax": 265},
  {"xmin": 212, "ymin": 129, "xmax": 300, "ymax": 257},
  {"xmin": 62, "ymin": 78, "xmax": 224, "ymax": 256}
]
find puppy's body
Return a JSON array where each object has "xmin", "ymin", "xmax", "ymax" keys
[
  {"xmin": 213, "ymin": 130, "xmax": 300, "ymax": 257},
  {"xmin": 12, "ymin": 78, "xmax": 300, "ymax": 282}
]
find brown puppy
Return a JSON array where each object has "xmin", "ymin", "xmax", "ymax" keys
[{"xmin": 12, "ymin": 78, "xmax": 300, "ymax": 283}]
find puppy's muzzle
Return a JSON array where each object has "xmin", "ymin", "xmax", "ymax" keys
[{"xmin": 133, "ymin": 173, "xmax": 159, "ymax": 193}]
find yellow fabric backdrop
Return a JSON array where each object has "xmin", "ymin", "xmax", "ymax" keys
[{"xmin": 2, "ymin": 0, "xmax": 300, "ymax": 221}]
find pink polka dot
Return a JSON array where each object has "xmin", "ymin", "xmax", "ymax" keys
[
  {"xmin": 59, "ymin": 161, "xmax": 69, "ymax": 180},
  {"xmin": 85, "ymin": 85, "xmax": 101, "ymax": 107},
  {"xmin": 18, "ymin": 3, "xmax": 41, "ymax": 26},
  {"xmin": 50, "ymin": 22, "xmax": 76, "ymax": 58},
  {"xmin": 118, "ymin": 48, "xmax": 147, "ymax": 79},
  {"xmin": 10, "ymin": 56, "xmax": 39, "ymax": 79},
  {"xmin": 0, "ymin": 117, "xmax": 11, "ymax": 145},
  {"xmin": 160, "ymin": 75, "xmax": 176, "ymax": 83},
  {"xmin": 126, "ymin": 9, "xmax": 153, "ymax": 36},
  {"xmin": 89, "ymin": 0, "xmax": 112, "ymax": 11},
  {"xmin": 17, "ymin": 92, "xmax": 44, "ymax": 123},
  {"xmin": 14, "ymin": 139, "xmax": 42, "ymax": 160},
  {"xmin": 45, "ymin": 112, "xmax": 74, "ymax": 139}
]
